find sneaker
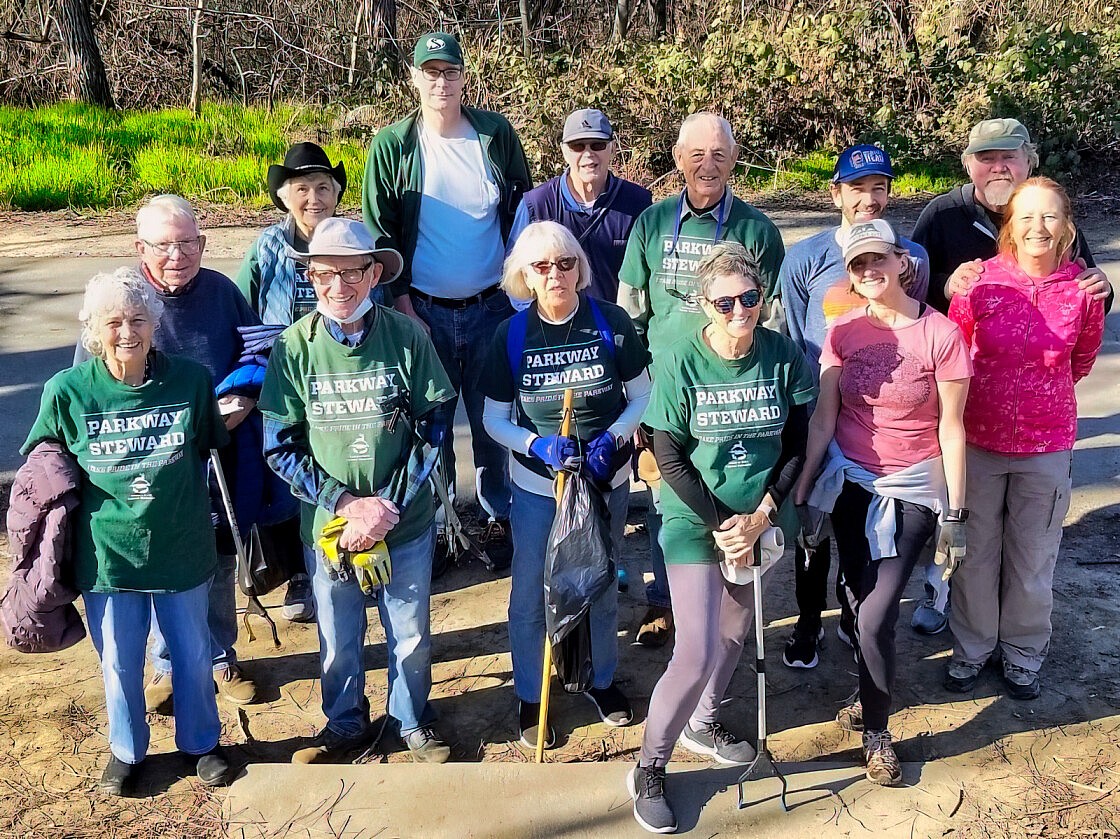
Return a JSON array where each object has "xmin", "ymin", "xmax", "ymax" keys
[
  {"xmin": 584, "ymin": 683, "xmax": 634, "ymax": 727},
  {"xmin": 404, "ymin": 725, "xmax": 451, "ymax": 764},
  {"xmin": 836, "ymin": 700, "xmax": 864, "ymax": 732},
  {"xmin": 1002, "ymin": 662, "xmax": 1041, "ymax": 700},
  {"xmin": 910, "ymin": 599, "xmax": 947, "ymax": 635},
  {"xmin": 636, "ymin": 606, "xmax": 673, "ymax": 648},
  {"xmin": 195, "ymin": 745, "xmax": 230, "ymax": 787},
  {"xmin": 862, "ymin": 729, "xmax": 902, "ymax": 786},
  {"xmin": 627, "ymin": 764, "xmax": 677, "ymax": 834},
  {"xmin": 291, "ymin": 724, "xmax": 375, "ymax": 765},
  {"xmin": 482, "ymin": 519, "xmax": 513, "ymax": 573},
  {"xmin": 144, "ymin": 670, "xmax": 174, "ymax": 715},
  {"xmin": 678, "ymin": 720, "xmax": 756, "ymax": 765},
  {"xmin": 518, "ymin": 700, "xmax": 556, "ymax": 749},
  {"xmin": 782, "ymin": 625, "xmax": 824, "ymax": 669},
  {"xmin": 98, "ymin": 755, "xmax": 141, "ymax": 796},
  {"xmin": 215, "ymin": 665, "xmax": 256, "ymax": 705},
  {"xmin": 944, "ymin": 659, "xmax": 983, "ymax": 693},
  {"xmin": 282, "ymin": 574, "xmax": 316, "ymax": 623}
]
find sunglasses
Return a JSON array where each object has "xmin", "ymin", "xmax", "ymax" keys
[
  {"xmin": 529, "ymin": 256, "xmax": 579, "ymax": 275},
  {"xmin": 706, "ymin": 289, "xmax": 762, "ymax": 314},
  {"xmin": 566, "ymin": 140, "xmax": 610, "ymax": 153}
]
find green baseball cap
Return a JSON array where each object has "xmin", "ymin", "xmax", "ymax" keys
[
  {"xmin": 963, "ymin": 118, "xmax": 1031, "ymax": 155},
  {"xmin": 413, "ymin": 32, "xmax": 463, "ymax": 67}
]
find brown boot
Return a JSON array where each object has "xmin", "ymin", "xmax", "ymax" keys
[
  {"xmin": 636, "ymin": 606, "xmax": 673, "ymax": 648},
  {"xmin": 144, "ymin": 671, "xmax": 174, "ymax": 715},
  {"xmin": 291, "ymin": 725, "xmax": 375, "ymax": 765},
  {"xmin": 215, "ymin": 665, "xmax": 256, "ymax": 705}
]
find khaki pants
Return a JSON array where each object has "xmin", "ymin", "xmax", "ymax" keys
[{"xmin": 950, "ymin": 446, "xmax": 1072, "ymax": 671}]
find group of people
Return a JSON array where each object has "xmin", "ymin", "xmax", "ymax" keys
[{"xmin": 13, "ymin": 28, "xmax": 1109, "ymax": 834}]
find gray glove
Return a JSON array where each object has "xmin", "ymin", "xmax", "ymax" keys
[{"xmin": 934, "ymin": 519, "xmax": 967, "ymax": 581}]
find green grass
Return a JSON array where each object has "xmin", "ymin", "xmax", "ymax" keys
[
  {"xmin": 0, "ymin": 102, "xmax": 964, "ymax": 210},
  {"xmin": 0, "ymin": 102, "xmax": 368, "ymax": 210}
]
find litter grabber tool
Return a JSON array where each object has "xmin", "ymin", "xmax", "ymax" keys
[
  {"xmin": 428, "ymin": 466, "xmax": 495, "ymax": 572},
  {"xmin": 210, "ymin": 449, "xmax": 279, "ymax": 647},
  {"xmin": 537, "ymin": 388, "xmax": 575, "ymax": 763},
  {"xmin": 735, "ymin": 556, "xmax": 790, "ymax": 812},
  {"xmin": 317, "ymin": 516, "xmax": 392, "ymax": 594}
]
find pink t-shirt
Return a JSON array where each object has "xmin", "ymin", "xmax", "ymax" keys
[{"xmin": 820, "ymin": 306, "xmax": 973, "ymax": 475}]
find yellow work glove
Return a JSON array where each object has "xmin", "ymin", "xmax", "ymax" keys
[{"xmin": 317, "ymin": 516, "xmax": 392, "ymax": 592}]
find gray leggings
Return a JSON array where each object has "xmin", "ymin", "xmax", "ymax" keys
[{"xmin": 639, "ymin": 562, "xmax": 756, "ymax": 767}]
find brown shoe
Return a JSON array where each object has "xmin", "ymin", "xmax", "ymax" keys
[
  {"xmin": 862, "ymin": 729, "xmax": 903, "ymax": 786},
  {"xmin": 215, "ymin": 665, "xmax": 256, "ymax": 705},
  {"xmin": 144, "ymin": 671, "xmax": 174, "ymax": 715},
  {"xmin": 291, "ymin": 725, "xmax": 375, "ymax": 765},
  {"xmin": 636, "ymin": 606, "xmax": 673, "ymax": 648}
]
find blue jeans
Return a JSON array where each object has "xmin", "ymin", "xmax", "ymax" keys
[
  {"xmin": 413, "ymin": 291, "xmax": 513, "ymax": 521},
  {"xmin": 149, "ymin": 552, "xmax": 237, "ymax": 675},
  {"xmin": 508, "ymin": 483, "xmax": 625, "ymax": 702},
  {"xmin": 313, "ymin": 525, "xmax": 437, "ymax": 738},
  {"xmin": 645, "ymin": 482, "xmax": 671, "ymax": 608},
  {"xmin": 84, "ymin": 581, "xmax": 221, "ymax": 763}
]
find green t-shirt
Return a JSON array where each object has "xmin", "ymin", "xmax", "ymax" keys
[
  {"xmin": 483, "ymin": 297, "xmax": 650, "ymax": 484},
  {"xmin": 643, "ymin": 326, "xmax": 816, "ymax": 564},
  {"xmin": 258, "ymin": 307, "xmax": 454, "ymax": 549},
  {"xmin": 22, "ymin": 352, "xmax": 227, "ymax": 593},
  {"xmin": 618, "ymin": 192, "xmax": 785, "ymax": 363}
]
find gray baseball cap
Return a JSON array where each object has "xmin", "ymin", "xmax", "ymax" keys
[
  {"xmin": 963, "ymin": 118, "xmax": 1031, "ymax": 155},
  {"xmin": 562, "ymin": 109, "xmax": 613, "ymax": 143},
  {"xmin": 842, "ymin": 219, "xmax": 899, "ymax": 266},
  {"xmin": 286, "ymin": 217, "xmax": 403, "ymax": 283}
]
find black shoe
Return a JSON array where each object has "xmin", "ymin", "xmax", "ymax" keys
[
  {"xmin": 195, "ymin": 745, "xmax": 230, "ymax": 787},
  {"xmin": 518, "ymin": 700, "xmax": 556, "ymax": 749},
  {"xmin": 432, "ymin": 532, "xmax": 454, "ymax": 580},
  {"xmin": 292, "ymin": 724, "xmax": 375, "ymax": 764},
  {"xmin": 782, "ymin": 624, "xmax": 823, "ymax": 669},
  {"xmin": 944, "ymin": 659, "xmax": 983, "ymax": 693},
  {"xmin": 98, "ymin": 755, "xmax": 141, "ymax": 796},
  {"xmin": 678, "ymin": 721, "xmax": 756, "ymax": 765},
  {"xmin": 1002, "ymin": 663, "xmax": 1041, "ymax": 700},
  {"xmin": 481, "ymin": 519, "xmax": 512, "ymax": 572},
  {"xmin": 627, "ymin": 764, "xmax": 677, "ymax": 834},
  {"xmin": 584, "ymin": 683, "xmax": 634, "ymax": 727}
]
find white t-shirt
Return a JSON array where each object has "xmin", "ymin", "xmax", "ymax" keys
[{"xmin": 411, "ymin": 125, "xmax": 505, "ymax": 298}]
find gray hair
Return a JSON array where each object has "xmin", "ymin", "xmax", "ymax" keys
[
  {"xmin": 276, "ymin": 173, "xmax": 344, "ymax": 211},
  {"xmin": 501, "ymin": 221, "xmax": 592, "ymax": 301},
  {"xmin": 79, "ymin": 267, "xmax": 163, "ymax": 358},
  {"xmin": 696, "ymin": 242, "xmax": 761, "ymax": 299},
  {"xmin": 136, "ymin": 194, "xmax": 199, "ymax": 239},
  {"xmin": 676, "ymin": 112, "xmax": 736, "ymax": 151},
  {"xmin": 961, "ymin": 142, "xmax": 1039, "ymax": 172}
]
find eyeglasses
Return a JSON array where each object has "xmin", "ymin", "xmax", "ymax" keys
[
  {"xmin": 420, "ymin": 66, "xmax": 463, "ymax": 81},
  {"xmin": 566, "ymin": 140, "xmax": 610, "ymax": 153},
  {"xmin": 143, "ymin": 238, "xmax": 202, "ymax": 256},
  {"xmin": 706, "ymin": 289, "xmax": 762, "ymax": 313},
  {"xmin": 529, "ymin": 256, "xmax": 579, "ymax": 275},
  {"xmin": 307, "ymin": 262, "xmax": 374, "ymax": 286}
]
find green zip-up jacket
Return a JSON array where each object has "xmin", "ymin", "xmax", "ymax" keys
[{"xmin": 362, "ymin": 105, "xmax": 533, "ymax": 295}]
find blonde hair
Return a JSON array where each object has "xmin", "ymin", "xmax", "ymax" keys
[
  {"xmin": 79, "ymin": 267, "xmax": 163, "ymax": 358},
  {"xmin": 696, "ymin": 242, "xmax": 761, "ymax": 299},
  {"xmin": 997, "ymin": 176, "xmax": 1077, "ymax": 264},
  {"xmin": 501, "ymin": 221, "xmax": 592, "ymax": 301}
]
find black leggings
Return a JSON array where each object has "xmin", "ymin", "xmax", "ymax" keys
[{"xmin": 831, "ymin": 481, "xmax": 937, "ymax": 732}]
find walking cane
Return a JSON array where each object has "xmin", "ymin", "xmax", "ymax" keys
[
  {"xmin": 536, "ymin": 387, "xmax": 574, "ymax": 763},
  {"xmin": 735, "ymin": 556, "xmax": 789, "ymax": 811}
]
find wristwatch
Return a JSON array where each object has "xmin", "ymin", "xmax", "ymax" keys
[{"xmin": 944, "ymin": 507, "xmax": 970, "ymax": 521}]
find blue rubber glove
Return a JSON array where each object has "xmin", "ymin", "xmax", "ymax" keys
[
  {"xmin": 586, "ymin": 431, "xmax": 619, "ymax": 483},
  {"xmin": 529, "ymin": 434, "xmax": 579, "ymax": 471}
]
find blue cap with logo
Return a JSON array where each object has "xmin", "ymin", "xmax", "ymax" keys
[{"xmin": 831, "ymin": 144, "xmax": 894, "ymax": 183}]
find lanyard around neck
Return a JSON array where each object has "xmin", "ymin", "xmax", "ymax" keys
[{"xmin": 668, "ymin": 187, "xmax": 730, "ymax": 257}]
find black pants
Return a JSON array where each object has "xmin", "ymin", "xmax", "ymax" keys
[
  {"xmin": 793, "ymin": 536, "xmax": 855, "ymax": 636},
  {"xmin": 831, "ymin": 481, "xmax": 937, "ymax": 732}
]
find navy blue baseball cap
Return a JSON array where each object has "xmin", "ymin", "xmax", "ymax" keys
[{"xmin": 831, "ymin": 144, "xmax": 894, "ymax": 183}]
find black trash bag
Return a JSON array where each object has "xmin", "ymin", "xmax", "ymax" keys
[
  {"xmin": 544, "ymin": 471, "xmax": 615, "ymax": 694},
  {"xmin": 238, "ymin": 516, "xmax": 304, "ymax": 598}
]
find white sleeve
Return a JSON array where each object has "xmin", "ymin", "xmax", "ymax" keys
[
  {"xmin": 607, "ymin": 368, "xmax": 653, "ymax": 441},
  {"xmin": 482, "ymin": 397, "xmax": 537, "ymax": 454}
]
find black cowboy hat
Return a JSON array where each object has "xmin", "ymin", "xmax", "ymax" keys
[{"xmin": 267, "ymin": 142, "xmax": 347, "ymax": 212}]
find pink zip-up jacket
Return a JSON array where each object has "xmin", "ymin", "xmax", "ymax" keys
[{"xmin": 948, "ymin": 254, "xmax": 1105, "ymax": 455}]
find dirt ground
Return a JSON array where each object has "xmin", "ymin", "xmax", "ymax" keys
[{"xmin": 1, "ymin": 200, "xmax": 1119, "ymax": 838}]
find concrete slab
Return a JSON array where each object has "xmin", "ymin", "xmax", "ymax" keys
[{"xmin": 224, "ymin": 759, "xmax": 967, "ymax": 838}]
